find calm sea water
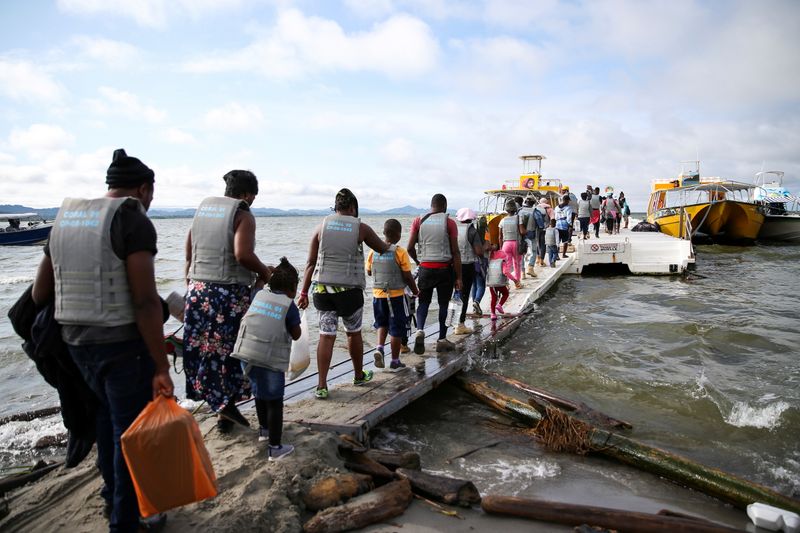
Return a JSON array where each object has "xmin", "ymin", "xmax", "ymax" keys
[{"xmin": 1, "ymin": 217, "xmax": 798, "ymax": 507}]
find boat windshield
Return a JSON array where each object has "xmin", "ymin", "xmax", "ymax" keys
[{"xmin": 0, "ymin": 213, "xmax": 47, "ymax": 232}]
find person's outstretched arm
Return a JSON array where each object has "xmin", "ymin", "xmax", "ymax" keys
[
  {"xmin": 297, "ymin": 226, "xmax": 320, "ymax": 310},
  {"xmin": 234, "ymin": 210, "xmax": 272, "ymax": 283},
  {"xmin": 127, "ymin": 251, "xmax": 174, "ymax": 398},
  {"xmin": 360, "ymin": 223, "xmax": 389, "ymax": 254}
]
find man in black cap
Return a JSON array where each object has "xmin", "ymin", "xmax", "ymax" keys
[{"xmin": 33, "ymin": 148, "xmax": 173, "ymax": 533}]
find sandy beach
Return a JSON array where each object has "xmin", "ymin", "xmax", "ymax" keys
[
  {"xmin": 0, "ymin": 409, "xmax": 566, "ymax": 533},
  {"xmin": 1, "ymin": 397, "xmax": 759, "ymax": 533}
]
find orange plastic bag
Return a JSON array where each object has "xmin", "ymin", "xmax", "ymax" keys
[{"xmin": 121, "ymin": 395, "xmax": 217, "ymax": 517}]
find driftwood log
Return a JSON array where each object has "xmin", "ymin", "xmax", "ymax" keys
[
  {"xmin": 365, "ymin": 449, "xmax": 421, "ymax": 471},
  {"xmin": 395, "ymin": 468, "xmax": 481, "ymax": 508},
  {"xmin": 337, "ymin": 434, "xmax": 367, "ymax": 454},
  {"xmin": 482, "ymin": 495, "xmax": 744, "ymax": 533},
  {"xmin": 303, "ymin": 473, "xmax": 374, "ymax": 512},
  {"xmin": 457, "ymin": 374, "xmax": 800, "ymax": 514},
  {"xmin": 0, "ymin": 461, "xmax": 63, "ymax": 495},
  {"xmin": 303, "ymin": 478, "xmax": 412, "ymax": 533},
  {"xmin": 342, "ymin": 452, "xmax": 394, "ymax": 484},
  {"xmin": 0, "ymin": 407, "xmax": 61, "ymax": 426},
  {"xmin": 480, "ymin": 370, "xmax": 632, "ymax": 429}
]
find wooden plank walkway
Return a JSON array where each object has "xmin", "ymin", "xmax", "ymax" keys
[{"xmin": 283, "ymin": 255, "xmax": 576, "ymax": 442}]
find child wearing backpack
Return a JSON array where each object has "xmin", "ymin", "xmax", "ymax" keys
[
  {"xmin": 232, "ymin": 257, "xmax": 302, "ymax": 461},
  {"xmin": 366, "ymin": 219, "xmax": 419, "ymax": 370}
]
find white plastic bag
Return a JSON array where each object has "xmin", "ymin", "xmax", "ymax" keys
[{"xmin": 287, "ymin": 310, "xmax": 310, "ymax": 380}]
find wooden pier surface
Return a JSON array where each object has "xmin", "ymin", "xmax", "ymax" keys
[{"xmin": 283, "ymin": 255, "xmax": 576, "ymax": 442}]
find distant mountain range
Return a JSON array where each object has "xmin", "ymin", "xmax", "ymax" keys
[{"xmin": 0, "ymin": 203, "xmax": 436, "ymax": 219}]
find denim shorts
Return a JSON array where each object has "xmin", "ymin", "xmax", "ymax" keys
[{"xmin": 244, "ymin": 363, "xmax": 285, "ymax": 401}]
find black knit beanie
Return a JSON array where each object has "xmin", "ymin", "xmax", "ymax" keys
[{"xmin": 106, "ymin": 148, "xmax": 155, "ymax": 187}]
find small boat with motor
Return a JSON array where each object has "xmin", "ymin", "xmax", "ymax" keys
[
  {"xmin": 0, "ymin": 213, "xmax": 53, "ymax": 245},
  {"xmin": 646, "ymin": 161, "xmax": 764, "ymax": 243},
  {"xmin": 478, "ymin": 155, "xmax": 568, "ymax": 245},
  {"xmin": 753, "ymin": 171, "xmax": 800, "ymax": 243}
]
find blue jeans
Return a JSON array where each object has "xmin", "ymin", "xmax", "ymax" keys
[
  {"xmin": 69, "ymin": 340, "xmax": 154, "ymax": 533},
  {"xmin": 471, "ymin": 259, "xmax": 487, "ymax": 304},
  {"xmin": 547, "ymin": 245, "xmax": 559, "ymax": 266},
  {"xmin": 525, "ymin": 231, "xmax": 536, "ymax": 265},
  {"xmin": 245, "ymin": 363, "xmax": 286, "ymax": 401}
]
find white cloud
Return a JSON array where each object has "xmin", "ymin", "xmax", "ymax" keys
[
  {"xmin": 656, "ymin": 2, "xmax": 800, "ymax": 108},
  {"xmin": 160, "ymin": 127, "xmax": 197, "ymax": 144},
  {"xmin": 8, "ymin": 124, "xmax": 76, "ymax": 157},
  {"xmin": 0, "ymin": 60, "xmax": 65, "ymax": 103},
  {"xmin": 184, "ymin": 9, "xmax": 440, "ymax": 79},
  {"xmin": 446, "ymin": 35, "xmax": 550, "ymax": 92},
  {"xmin": 87, "ymin": 87, "xmax": 166, "ymax": 123},
  {"xmin": 0, "ymin": 147, "xmax": 111, "ymax": 206},
  {"xmin": 71, "ymin": 36, "xmax": 141, "ymax": 66},
  {"xmin": 380, "ymin": 137, "xmax": 414, "ymax": 163},
  {"xmin": 202, "ymin": 102, "xmax": 265, "ymax": 132},
  {"xmin": 57, "ymin": 0, "xmax": 244, "ymax": 29},
  {"xmin": 482, "ymin": 0, "xmax": 567, "ymax": 29}
]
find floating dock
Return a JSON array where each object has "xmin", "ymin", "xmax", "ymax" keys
[
  {"xmin": 283, "ymin": 225, "xmax": 693, "ymax": 442},
  {"xmin": 568, "ymin": 223, "xmax": 695, "ymax": 275}
]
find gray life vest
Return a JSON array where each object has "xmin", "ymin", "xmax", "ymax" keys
[
  {"xmin": 486, "ymin": 257, "xmax": 508, "ymax": 287},
  {"xmin": 189, "ymin": 197, "xmax": 254, "ymax": 285},
  {"xmin": 501, "ymin": 214, "xmax": 520, "ymax": 242},
  {"xmin": 603, "ymin": 198, "xmax": 619, "ymax": 215},
  {"xmin": 371, "ymin": 245, "xmax": 405, "ymax": 291},
  {"xmin": 232, "ymin": 290, "xmax": 293, "ymax": 372},
  {"xmin": 313, "ymin": 214, "xmax": 365, "ymax": 288},
  {"xmin": 50, "ymin": 197, "xmax": 141, "ymax": 327},
  {"xmin": 520, "ymin": 207, "xmax": 535, "ymax": 232},
  {"xmin": 457, "ymin": 223, "xmax": 478, "ymax": 263},
  {"xmin": 417, "ymin": 212, "xmax": 452, "ymax": 263},
  {"xmin": 590, "ymin": 194, "xmax": 601, "ymax": 210}
]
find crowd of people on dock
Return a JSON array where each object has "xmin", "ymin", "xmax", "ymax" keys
[{"xmin": 28, "ymin": 148, "xmax": 630, "ymax": 532}]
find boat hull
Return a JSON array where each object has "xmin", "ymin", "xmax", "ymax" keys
[
  {"xmin": 651, "ymin": 201, "xmax": 763, "ymax": 242},
  {"xmin": 758, "ymin": 214, "xmax": 800, "ymax": 242},
  {"xmin": 0, "ymin": 225, "xmax": 52, "ymax": 245}
]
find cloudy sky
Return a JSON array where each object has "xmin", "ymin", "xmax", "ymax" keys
[{"xmin": 1, "ymin": 0, "xmax": 798, "ymax": 211}]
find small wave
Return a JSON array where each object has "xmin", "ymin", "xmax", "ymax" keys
[
  {"xmin": 0, "ymin": 415, "xmax": 66, "ymax": 468},
  {"xmin": 0, "ymin": 276, "xmax": 34, "ymax": 285},
  {"xmin": 431, "ymin": 457, "xmax": 561, "ymax": 496},
  {"xmin": 690, "ymin": 368, "xmax": 711, "ymax": 399},
  {"xmin": 724, "ymin": 401, "xmax": 790, "ymax": 429}
]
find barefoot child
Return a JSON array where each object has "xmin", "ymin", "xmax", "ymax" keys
[
  {"xmin": 366, "ymin": 219, "xmax": 419, "ymax": 370},
  {"xmin": 232, "ymin": 257, "xmax": 302, "ymax": 461},
  {"xmin": 486, "ymin": 248, "xmax": 510, "ymax": 320}
]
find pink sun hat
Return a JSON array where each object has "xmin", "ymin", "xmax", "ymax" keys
[{"xmin": 456, "ymin": 207, "xmax": 476, "ymax": 222}]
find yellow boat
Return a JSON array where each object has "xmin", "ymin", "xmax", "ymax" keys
[
  {"xmin": 646, "ymin": 161, "xmax": 764, "ymax": 242},
  {"xmin": 478, "ymin": 155, "xmax": 567, "ymax": 246}
]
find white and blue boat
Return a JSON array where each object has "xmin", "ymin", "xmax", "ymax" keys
[
  {"xmin": 754, "ymin": 171, "xmax": 800, "ymax": 243},
  {"xmin": 0, "ymin": 213, "xmax": 53, "ymax": 245}
]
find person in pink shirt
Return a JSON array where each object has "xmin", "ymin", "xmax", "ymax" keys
[{"xmin": 498, "ymin": 199, "xmax": 526, "ymax": 289}]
